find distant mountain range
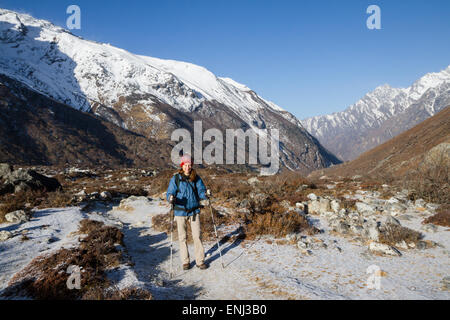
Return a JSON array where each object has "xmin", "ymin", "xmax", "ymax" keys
[
  {"xmin": 302, "ymin": 66, "xmax": 450, "ymax": 161},
  {"xmin": 0, "ymin": 8, "xmax": 340, "ymax": 173},
  {"xmin": 308, "ymin": 106, "xmax": 450, "ymax": 180}
]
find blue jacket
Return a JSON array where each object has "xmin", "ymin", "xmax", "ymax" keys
[{"xmin": 166, "ymin": 172, "xmax": 207, "ymax": 216}]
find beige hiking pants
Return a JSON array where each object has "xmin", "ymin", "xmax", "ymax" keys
[{"xmin": 175, "ymin": 215, "xmax": 205, "ymax": 265}]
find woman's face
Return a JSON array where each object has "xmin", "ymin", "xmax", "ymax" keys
[{"xmin": 182, "ymin": 163, "xmax": 192, "ymax": 175}]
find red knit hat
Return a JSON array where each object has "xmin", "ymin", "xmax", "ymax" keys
[{"xmin": 180, "ymin": 154, "xmax": 192, "ymax": 167}]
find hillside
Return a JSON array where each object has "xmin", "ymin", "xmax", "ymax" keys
[
  {"xmin": 0, "ymin": 73, "xmax": 173, "ymax": 168},
  {"xmin": 308, "ymin": 106, "xmax": 450, "ymax": 180}
]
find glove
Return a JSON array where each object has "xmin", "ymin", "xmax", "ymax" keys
[
  {"xmin": 169, "ymin": 195, "xmax": 174, "ymax": 204},
  {"xmin": 206, "ymin": 189, "xmax": 212, "ymax": 198}
]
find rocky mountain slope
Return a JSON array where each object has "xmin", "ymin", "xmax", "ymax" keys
[
  {"xmin": 308, "ymin": 106, "xmax": 450, "ymax": 180},
  {"xmin": 0, "ymin": 8, "xmax": 340, "ymax": 173},
  {"xmin": 302, "ymin": 66, "xmax": 450, "ymax": 161},
  {"xmin": 0, "ymin": 73, "xmax": 173, "ymax": 168}
]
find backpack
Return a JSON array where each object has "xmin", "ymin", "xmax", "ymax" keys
[{"xmin": 173, "ymin": 173, "xmax": 202, "ymax": 213}]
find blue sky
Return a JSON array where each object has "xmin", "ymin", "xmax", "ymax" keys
[{"xmin": 1, "ymin": 0, "xmax": 449, "ymax": 119}]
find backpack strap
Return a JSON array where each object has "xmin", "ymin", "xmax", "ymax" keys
[
  {"xmin": 177, "ymin": 173, "xmax": 200, "ymax": 201},
  {"xmin": 175, "ymin": 173, "xmax": 181, "ymax": 195}
]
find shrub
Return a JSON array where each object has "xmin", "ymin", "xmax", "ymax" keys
[
  {"xmin": 379, "ymin": 223, "xmax": 423, "ymax": 246},
  {"xmin": 240, "ymin": 211, "xmax": 320, "ymax": 240},
  {"xmin": 423, "ymin": 204, "xmax": 450, "ymax": 227},
  {"xmin": 402, "ymin": 149, "xmax": 449, "ymax": 204}
]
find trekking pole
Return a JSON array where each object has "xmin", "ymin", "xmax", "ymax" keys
[
  {"xmin": 169, "ymin": 200, "xmax": 175, "ymax": 278},
  {"xmin": 207, "ymin": 195, "xmax": 225, "ymax": 269}
]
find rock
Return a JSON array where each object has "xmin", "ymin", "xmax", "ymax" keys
[
  {"xmin": 352, "ymin": 175, "xmax": 362, "ymax": 180},
  {"xmin": 366, "ymin": 226, "xmax": 381, "ymax": 242},
  {"xmin": 249, "ymin": 192, "xmax": 272, "ymax": 212},
  {"xmin": 76, "ymin": 190, "xmax": 86, "ymax": 196},
  {"xmin": 386, "ymin": 197, "xmax": 400, "ymax": 204},
  {"xmin": 385, "ymin": 216, "xmax": 401, "ymax": 226},
  {"xmin": 2, "ymin": 168, "xmax": 62, "ymax": 194},
  {"xmin": 297, "ymin": 241, "xmax": 308, "ymax": 249},
  {"xmin": 396, "ymin": 240, "xmax": 409, "ymax": 250},
  {"xmin": 307, "ymin": 193, "xmax": 317, "ymax": 201},
  {"xmin": 300, "ymin": 249, "xmax": 313, "ymax": 256},
  {"xmin": 408, "ymin": 242, "xmax": 416, "ymax": 249},
  {"xmin": 238, "ymin": 199, "xmax": 250, "ymax": 209},
  {"xmin": 362, "ymin": 221, "xmax": 381, "ymax": 241},
  {"xmin": 0, "ymin": 163, "xmax": 13, "ymax": 178},
  {"xmin": 369, "ymin": 242, "xmax": 402, "ymax": 256},
  {"xmin": 247, "ymin": 177, "xmax": 260, "ymax": 185},
  {"xmin": 5, "ymin": 210, "xmax": 29, "ymax": 223},
  {"xmin": 416, "ymin": 241, "xmax": 428, "ymax": 250},
  {"xmin": 355, "ymin": 202, "xmax": 376, "ymax": 215},
  {"xmin": 0, "ymin": 231, "xmax": 12, "ymax": 241},
  {"xmin": 100, "ymin": 191, "xmax": 112, "ymax": 200},
  {"xmin": 286, "ymin": 233, "xmax": 298, "ymax": 242},
  {"xmin": 308, "ymin": 198, "xmax": 331, "ymax": 215},
  {"xmin": 425, "ymin": 203, "xmax": 440, "ymax": 211},
  {"xmin": 332, "ymin": 221, "xmax": 350, "ymax": 234},
  {"xmin": 414, "ymin": 199, "xmax": 426, "ymax": 208},
  {"xmin": 115, "ymin": 196, "xmax": 152, "ymax": 211},
  {"xmin": 350, "ymin": 225, "xmax": 364, "ymax": 235},
  {"xmin": 441, "ymin": 277, "xmax": 450, "ymax": 291},
  {"xmin": 386, "ymin": 203, "xmax": 407, "ymax": 216},
  {"xmin": 330, "ymin": 200, "xmax": 340, "ymax": 213},
  {"xmin": 421, "ymin": 224, "xmax": 438, "ymax": 233}
]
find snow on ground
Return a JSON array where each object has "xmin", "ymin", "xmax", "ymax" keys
[
  {"xmin": 0, "ymin": 207, "xmax": 89, "ymax": 291},
  {"xmin": 1, "ymin": 197, "xmax": 449, "ymax": 299}
]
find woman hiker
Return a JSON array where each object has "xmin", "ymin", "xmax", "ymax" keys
[{"xmin": 166, "ymin": 154, "xmax": 210, "ymax": 270}]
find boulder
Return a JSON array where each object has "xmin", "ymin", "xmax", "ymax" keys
[
  {"xmin": 330, "ymin": 200, "xmax": 340, "ymax": 213},
  {"xmin": 0, "ymin": 163, "xmax": 13, "ymax": 178},
  {"xmin": 385, "ymin": 216, "xmax": 401, "ymax": 226},
  {"xmin": 0, "ymin": 230, "xmax": 12, "ymax": 241},
  {"xmin": 363, "ymin": 221, "xmax": 381, "ymax": 241},
  {"xmin": 100, "ymin": 191, "xmax": 112, "ymax": 200},
  {"xmin": 5, "ymin": 210, "xmax": 29, "ymax": 223},
  {"xmin": 308, "ymin": 198, "xmax": 331, "ymax": 215},
  {"xmin": 369, "ymin": 242, "xmax": 402, "ymax": 256},
  {"xmin": 307, "ymin": 193, "xmax": 317, "ymax": 201},
  {"xmin": 249, "ymin": 192, "xmax": 272, "ymax": 212},
  {"xmin": 421, "ymin": 224, "xmax": 438, "ymax": 233},
  {"xmin": 355, "ymin": 202, "xmax": 376, "ymax": 216},
  {"xmin": 2, "ymin": 168, "xmax": 62, "ymax": 194}
]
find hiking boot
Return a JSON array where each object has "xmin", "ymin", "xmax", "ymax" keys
[
  {"xmin": 196, "ymin": 263, "xmax": 208, "ymax": 270},
  {"xmin": 183, "ymin": 263, "xmax": 190, "ymax": 270}
]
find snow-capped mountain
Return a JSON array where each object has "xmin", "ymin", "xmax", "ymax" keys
[
  {"xmin": 302, "ymin": 66, "xmax": 450, "ymax": 161},
  {"xmin": 0, "ymin": 8, "xmax": 340, "ymax": 173}
]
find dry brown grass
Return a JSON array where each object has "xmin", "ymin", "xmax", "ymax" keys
[
  {"xmin": 423, "ymin": 204, "xmax": 450, "ymax": 227},
  {"xmin": 401, "ymin": 148, "xmax": 449, "ymax": 204},
  {"xmin": 379, "ymin": 223, "xmax": 423, "ymax": 246},
  {"xmin": 0, "ymin": 190, "xmax": 75, "ymax": 223},
  {"xmin": 0, "ymin": 219, "xmax": 151, "ymax": 300},
  {"xmin": 240, "ymin": 211, "xmax": 320, "ymax": 240}
]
